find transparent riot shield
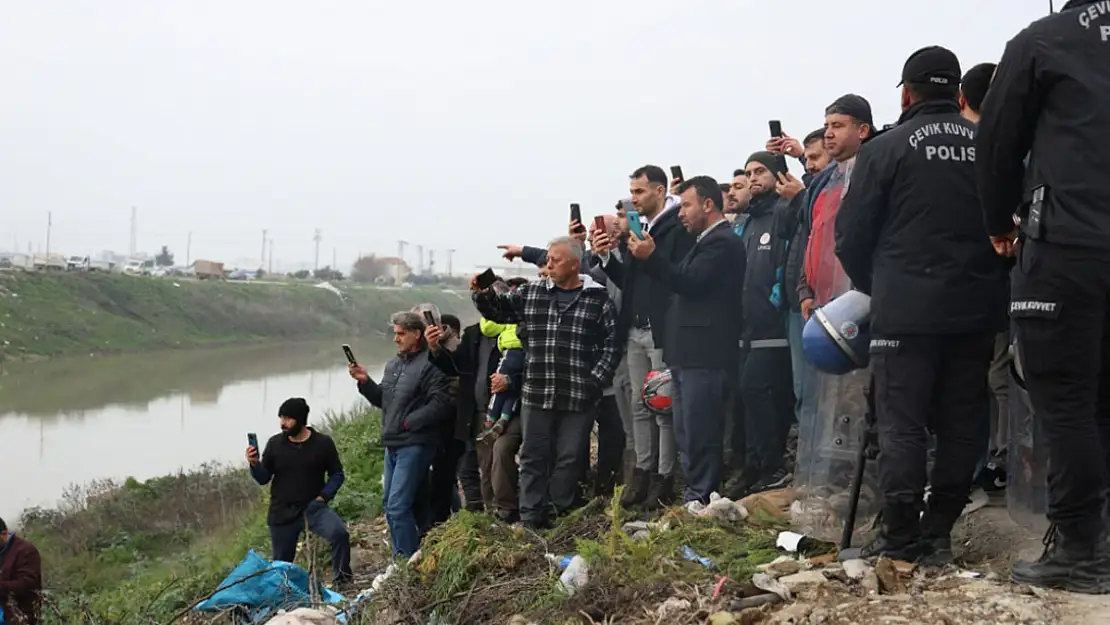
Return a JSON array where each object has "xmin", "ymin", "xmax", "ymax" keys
[
  {"xmin": 791, "ymin": 366, "xmax": 881, "ymax": 544},
  {"xmin": 1005, "ymin": 336, "xmax": 1049, "ymax": 533}
]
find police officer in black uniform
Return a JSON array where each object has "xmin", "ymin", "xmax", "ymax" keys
[
  {"xmin": 977, "ymin": 0, "xmax": 1110, "ymax": 593},
  {"xmin": 834, "ymin": 46, "xmax": 1007, "ymax": 564}
]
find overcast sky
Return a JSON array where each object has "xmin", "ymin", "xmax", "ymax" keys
[{"xmin": 0, "ymin": 0, "xmax": 1051, "ymax": 274}]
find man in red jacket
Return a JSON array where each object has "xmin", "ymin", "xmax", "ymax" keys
[{"xmin": 0, "ymin": 517, "xmax": 42, "ymax": 625}]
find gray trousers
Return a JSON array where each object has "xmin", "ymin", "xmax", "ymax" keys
[
  {"xmin": 626, "ymin": 327, "xmax": 675, "ymax": 476},
  {"xmin": 518, "ymin": 405, "xmax": 595, "ymax": 523},
  {"xmin": 612, "ymin": 353, "xmax": 635, "ymax": 448},
  {"xmin": 988, "ymin": 331, "xmax": 1011, "ymax": 455}
]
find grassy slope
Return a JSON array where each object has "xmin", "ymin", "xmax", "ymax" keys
[
  {"xmin": 25, "ymin": 404, "xmax": 790, "ymax": 624},
  {"xmin": 24, "ymin": 408, "xmax": 384, "ymax": 624},
  {"xmin": 0, "ymin": 272, "xmax": 470, "ymax": 359}
]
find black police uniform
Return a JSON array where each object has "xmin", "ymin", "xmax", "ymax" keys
[
  {"xmin": 834, "ymin": 47, "xmax": 1008, "ymax": 562},
  {"xmin": 976, "ymin": 0, "xmax": 1110, "ymax": 591},
  {"xmin": 736, "ymin": 182, "xmax": 796, "ymax": 492}
]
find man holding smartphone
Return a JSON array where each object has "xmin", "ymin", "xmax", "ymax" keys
[
  {"xmin": 247, "ymin": 397, "xmax": 352, "ymax": 586},
  {"xmin": 592, "ymin": 165, "xmax": 696, "ymax": 510}
]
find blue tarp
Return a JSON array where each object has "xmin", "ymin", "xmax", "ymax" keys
[{"xmin": 195, "ymin": 550, "xmax": 345, "ymax": 623}]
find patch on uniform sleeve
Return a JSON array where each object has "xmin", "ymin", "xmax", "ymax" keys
[
  {"xmin": 869, "ymin": 338, "xmax": 901, "ymax": 353},
  {"xmin": 1010, "ymin": 300, "xmax": 1062, "ymax": 319}
]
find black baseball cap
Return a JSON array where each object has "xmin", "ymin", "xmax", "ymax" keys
[{"xmin": 897, "ymin": 46, "xmax": 961, "ymax": 88}]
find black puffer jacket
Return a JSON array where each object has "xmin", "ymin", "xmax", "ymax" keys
[{"xmin": 358, "ymin": 349, "xmax": 454, "ymax": 447}]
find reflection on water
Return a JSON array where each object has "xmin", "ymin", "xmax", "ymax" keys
[{"xmin": 0, "ymin": 339, "xmax": 393, "ymax": 521}]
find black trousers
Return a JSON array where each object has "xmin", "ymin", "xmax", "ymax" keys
[
  {"xmin": 1012, "ymin": 240, "xmax": 1110, "ymax": 538},
  {"xmin": 871, "ymin": 333, "xmax": 992, "ymax": 514},
  {"xmin": 740, "ymin": 346, "xmax": 795, "ymax": 473}
]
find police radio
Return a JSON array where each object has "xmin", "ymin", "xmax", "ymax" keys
[{"xmin": 1026, "ymin": 185, "xmax": 1046, "ymax": 240}]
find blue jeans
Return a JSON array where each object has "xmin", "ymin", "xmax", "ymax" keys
[
  {"xmin": 383, "ymin": 443, "xmax": 438, "ymax": 557},
  {"xmin": 671, "ymin": 367, "xmax": 729, "ymax": 504},
  {"xmin": 269, "ymin": 501, "xmax": 352, "ymax": 582}
]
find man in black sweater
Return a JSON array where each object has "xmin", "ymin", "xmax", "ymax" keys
[{"xmin": 247, "ymin": 397, "xmax": 352, "ymax": 585}]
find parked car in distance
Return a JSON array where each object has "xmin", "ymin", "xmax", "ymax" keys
[
  {"xmin": 88, "ymin": 259, "xmax": 112, "ymax": 272},
  {"xmin": 122, "ymin": 259, "xmax": 145, "ymax": 275},
  {"xmin": 193, "ymin": 260, "xmax": 224, "ymax": 280},
  {"xmin": 227, "ymin": 269, "xmax": 254, "ymax": 281},
  {"xmin": 66, "ymin": 255, "xmax": 89, "ymax": 271}
]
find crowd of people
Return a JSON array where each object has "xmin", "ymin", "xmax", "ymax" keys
[
  {"xmin": 2, "ymin": 7, "xmax": 1106, "ymax": 625},
  {"xmin": 237, "ymin": 6, "xmax": 1110, "ymax": 604}
]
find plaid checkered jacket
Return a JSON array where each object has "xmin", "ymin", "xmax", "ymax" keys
[{"xmin": 472, "ymin": 276, "xmax": 620, "ymax": 413}]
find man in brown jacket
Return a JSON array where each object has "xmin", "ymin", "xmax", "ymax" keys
[{"xmin": 0, "ymin": 517, "xmax": 42, "ymax": 625}]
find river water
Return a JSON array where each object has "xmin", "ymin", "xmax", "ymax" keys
[{"xmin": 0, "ymin": 339, "xmax": 396, "ymax": 522}]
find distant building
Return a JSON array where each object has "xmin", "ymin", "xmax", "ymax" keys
[{"xmin": 379, "ymin": 257, "xmax": 411, "ymax": 284}]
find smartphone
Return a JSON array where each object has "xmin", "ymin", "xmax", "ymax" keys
[
  {"xmin": 475, "ymin": 267, "xmax": 497, "ymax": 290},
  {"xmin": 627, "ymin": 209, "xmax": 644, "ymax": 239},
  {"xmin": 422, "ymin": 310, "xmax": 436, "ymax": 327},
  {"xmin": 670, "ymin": 165, "xmax": 684, "ymax": 183},
  {"xmin": 593, "ymin": 215, "xmax": 606, "ymax": 233},
  {"xmin": 247, "ymin": 432, "xmax": 259, "ymax": 453},
  {"xmin": 342, "ymin": 344, "xmax": 357, "ymax": 365},
  {"xmin": 769, "ymin": 120, "xmax": 783, "ymax": 138},
  {"xmin": 570, "ymin": 203, "xmax": 584, "ymax": 232}
]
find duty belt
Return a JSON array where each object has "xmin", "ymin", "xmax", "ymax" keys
[{"xmin": 738, "ymin": 338, "xmax": 790, "ymax": 349}]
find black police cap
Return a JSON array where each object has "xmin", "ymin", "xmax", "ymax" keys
[{"xmin": 897, "ymin": 46, "xmax": 962, "ymax": 88}]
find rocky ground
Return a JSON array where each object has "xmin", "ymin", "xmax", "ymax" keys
[{"xmin": 341, "ymin": 496, "xmax": 1110, "ymax": 625}]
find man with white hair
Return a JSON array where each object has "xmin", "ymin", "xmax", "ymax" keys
[{"xmin": 471, "ymin": 236, "xmax": 621, "ymax": 530}]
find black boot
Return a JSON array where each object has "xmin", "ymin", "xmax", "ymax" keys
[
  {"xmin": 620, "ymin": 468, "xmax": 650, "ymax": 508},
  {"xmin": 918, "ymin": 498, "xmax": 964, "ymax": 567},
  {"xmin": 1012, "ymin": 523, "xmax": 1110, "ymax": 594},
  {"xmin": 643, "ymin": 474, "xmax": 676, "ymax": 511},
  {"xmin": 859, "ymin": 503, "xmax": 926, "ymax": 562}
]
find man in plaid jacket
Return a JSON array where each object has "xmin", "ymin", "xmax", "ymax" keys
[{"xmin": 471, "ymin": 236, "xmax": 621, "ymax": 529}]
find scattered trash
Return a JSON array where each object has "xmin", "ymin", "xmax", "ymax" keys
[
  {"xmin": 729, "ymin": 592, "xmax": 783, "ymax": 611},
  {"xmin": 557, "ymin": 555, "xmax": 589, "ymax": 595},
  {"xmin": 684, "ymin": 492, "xmax": 749, "ymax": 522},
  {"xmin": 408, "ymin": 549, "xmax": 423, "ymax": 566},
  {"xmin": 195, "ymin": 550, "xmax": 344, "ymax": 623},
  {"xmin": 371, "ymin": 563, "xmax": 397, "ymax": 592},
  {"xmin": 776, "ymin": 531, "xmax": 806, "ymax": 552},
  {"xmin": 752, "ymin": 572, "xmax": 792, "ymax": 600},
  {"xmin": 956, "ymin": 570, "xmax": 984, "ymax": 579},
  {"xmin": 778, "ymin": 570, "xmax": 828, "ymax": 591},
  {"xmin": 264, "ymin": 608, "xmax": 339, "ymax": 625},
  {"xmin": 544, "ymin": 553, "xmax": 575, "ymax": 571},
  {"xmin": 680, "ymin": 545, "xmax": 713, "ymax": 568},
  {"xmin": 656, "ymin": 597, "xmax": 692, "ymax": 619},
  {"xmin": 841, "ymin": 559, "xmax": 872, "ymax": 580},
  {"xmin": 706, "ymin": 611, "xmax": 738, "ymax": 625},
  {"xmin": 711, "ymin": 576, "xmax": 729, "ymax": 599},
  {"xmin": 765, "ymin": 558, "xmax": 803, "ymax": 578}
]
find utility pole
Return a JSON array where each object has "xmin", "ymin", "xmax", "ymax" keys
[
  {"xmin": 447, "ymin": 249, "xmax": 456, "ymax": 277},
  {"xmin": 313, "ymin": 229, "xmax": 322, "ymax": 272},
  {"xmin": 45, "ymin": 212, "xmax": 52, "ymax": 257},
  {"xmin": 129, "ymin": 206, "xmax": 137, "ymax": 257},
  {"xmin": 261, "ymin": 229, "xmax": 267, "ymax": 269},
  {"xmin": 268, "ymin": 238, "xmax": 274, "ymax": 274},
  {"xmin": 428, "ymin": 249, "xmax": 436, "ymax": 275},
  {"xmin": 332, "ymin": 247, "xmax": 337, "ymax": 273},
  {"xmin": 416, "ymin": 245, "xmax": 424, "ymax": 275},
  {"xmin": 186, "ymin": 232, "xmax": 192, "ymax": 265},
  {"xmin": 397, "ymin": 240, "xmax": 408, "ymax": 284}
]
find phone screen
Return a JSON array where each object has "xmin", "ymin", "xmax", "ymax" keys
[
  {"xmin": 247, "ymin": 432, "xmax": 259, "ymax": 451},
  {"xmin": 593, "ymin": 215, "xmax": 606, "ymax": 233},
  {"xmin": 670, "ymin": 165, "xmax": 684, "ymax": 182},
  {"xmin": 342, "ymin": 344, "xmax": 357, "ymax": 365},
  {"xmin": 769, "ymin": 120, "xmax": 783, "ymax": 138},
  {"xmin": 627, "ymin": 209, "xmax": 644, "ymax": 239},
  {"xmin": 422, "ymin": 310, "xmax": 436, "ymax": 327}
]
